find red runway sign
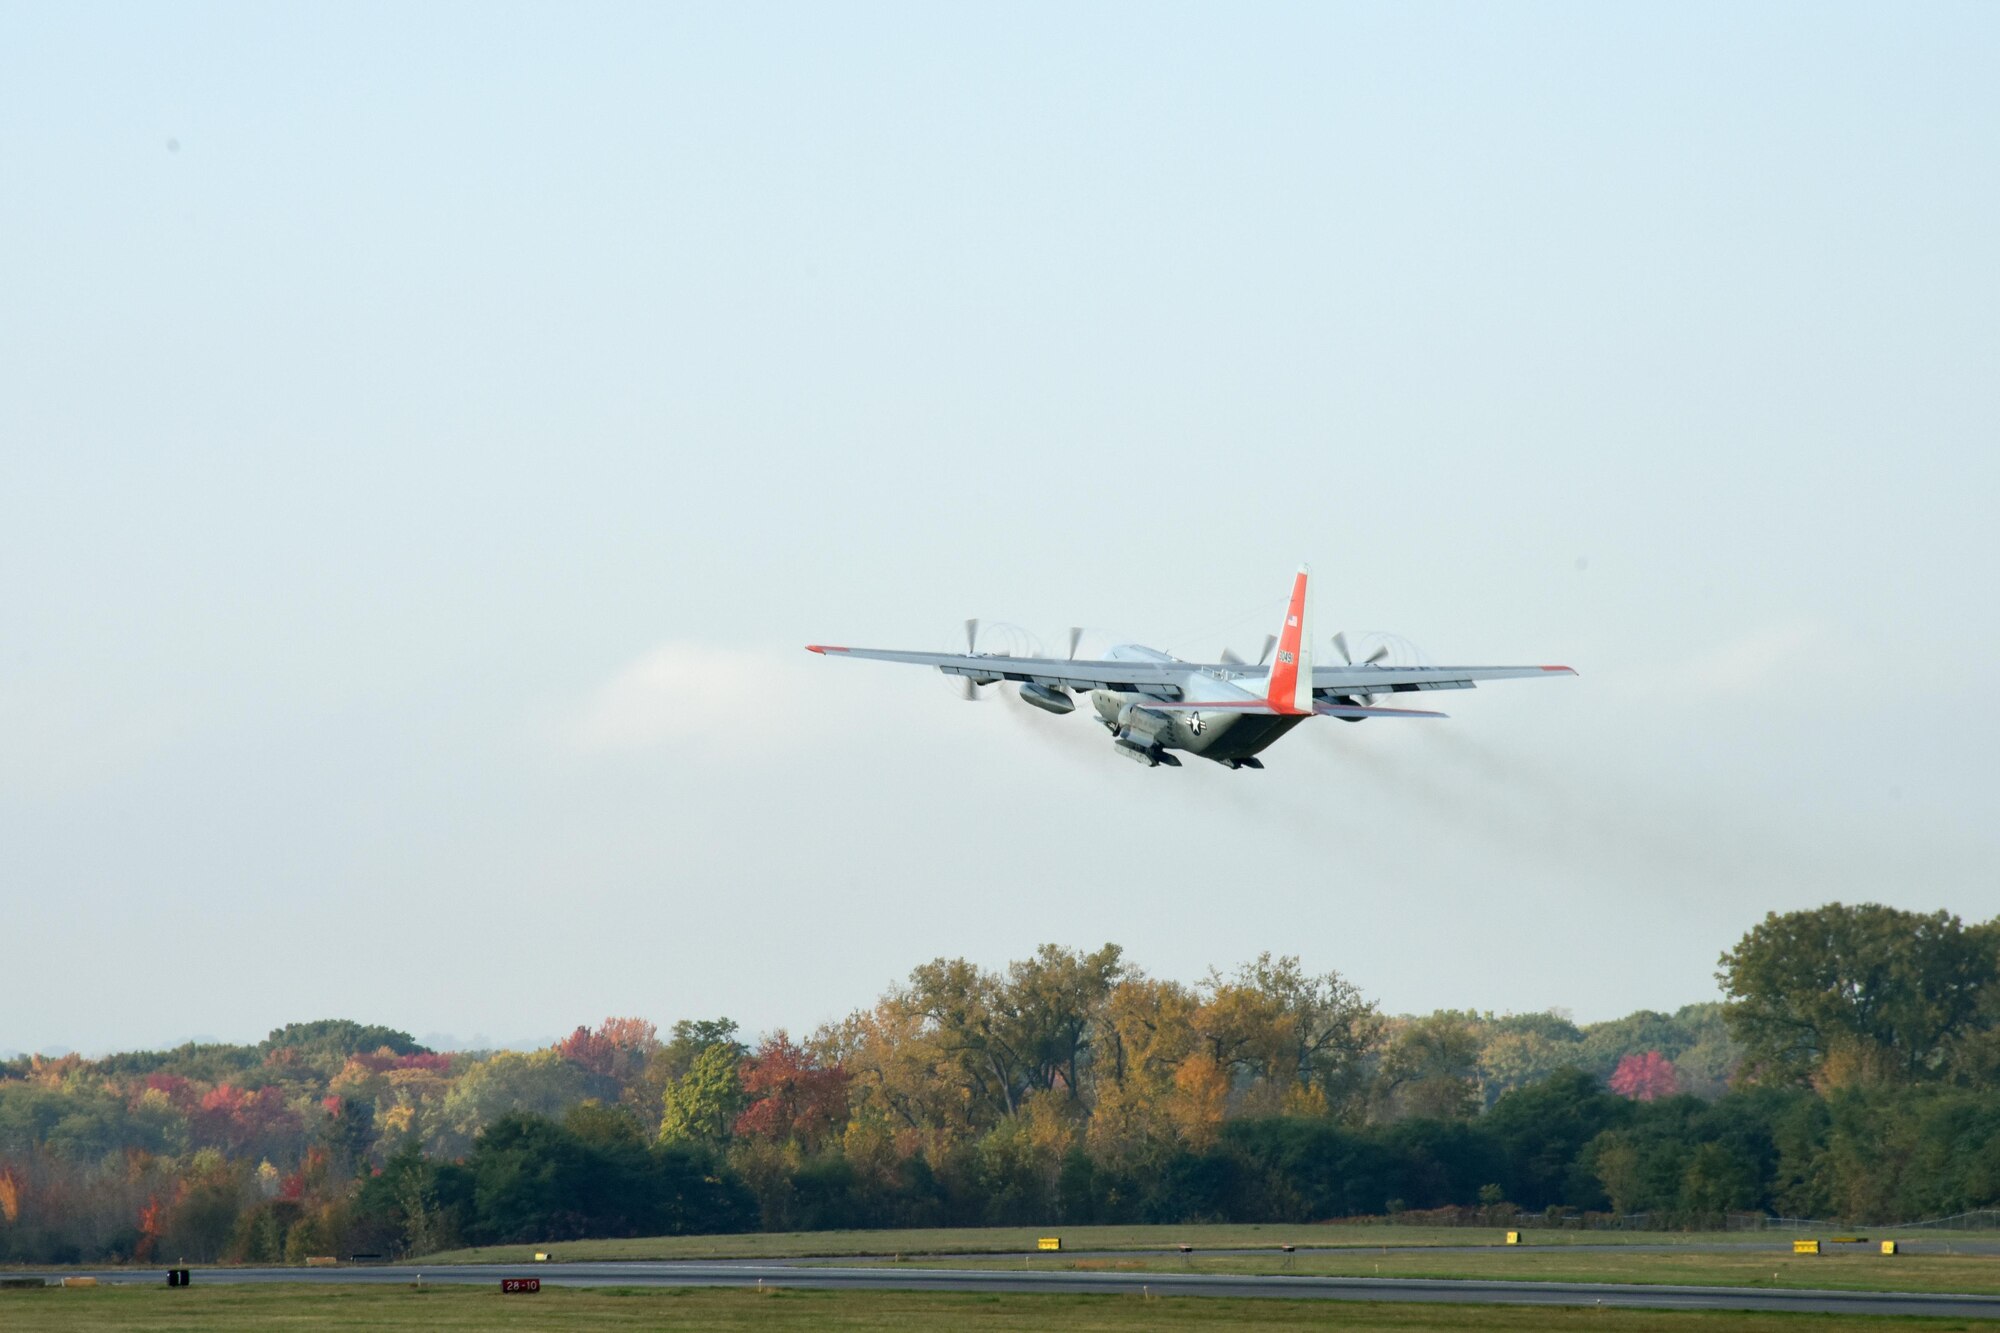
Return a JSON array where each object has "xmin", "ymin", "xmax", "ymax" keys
[{"xmin": 501, "ymin": 1277, "xmax": 541, "ymax": 1294}]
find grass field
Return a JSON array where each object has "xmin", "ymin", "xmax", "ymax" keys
[
  {"xmin": 2, "ymin": 1284, "xmax": 1996, "ymax": 1332},
  {"xmin": 417, "ymin": 1222, "xmax": 1790, "ymax": 1264},
  {"xmin": 919, "ymin": 1246, "xmax": 2000, "ymax": 1296}
]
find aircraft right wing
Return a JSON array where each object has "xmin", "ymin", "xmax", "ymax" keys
[{"xmin": 1309, "ymin": 663, "xmax": 1577, "ymax": 695}]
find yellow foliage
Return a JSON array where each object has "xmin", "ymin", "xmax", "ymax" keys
[
  {"xmin": 1281, "ymin": 1081, "xmax": 1328, "ymax": 1118},
  {"xmin": 384, "ymin": 1068, "xmax": 448, "ymax": 1098},
  {"xmin": 1018, "ymin": 1090, "xmax": 1082, "ymax": 1160},
  {"xmin": 0, "ymin": 1169, "xmax": 19, "ymax": 1224},
  {"xmin": 27, "ymin": 1052, "xmax": 84, "ymax": 1088},
  {"xmin": 329, "ymin": 1058, "xmax": 385, "ymax": 1098},
  {"xmin": 1168, "ymin": 1051, "xmax": 1229, "ymax": 1151}
]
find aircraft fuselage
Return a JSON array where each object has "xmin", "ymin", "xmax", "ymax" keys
[{"xmin": 1088, "ymin": 645, "xmax": 1306, "ymax": 767}]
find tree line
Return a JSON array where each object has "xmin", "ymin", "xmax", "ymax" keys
[{"xmin": 3, "ymin": 903, "xmax": 1998, "ymax": 1263}]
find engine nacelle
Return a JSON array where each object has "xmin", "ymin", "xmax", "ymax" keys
[
  {"xmin": 1115, "ymin": 702, "xmax": 1171, "ymax": 743},
  {"xmin": 1017, "ymin": 683, "xmax": 1075, "ymax": 715}
]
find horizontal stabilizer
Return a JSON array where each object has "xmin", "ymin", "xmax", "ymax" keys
[
  {"xmin": 1313, "ymin": 701, "xmax": 1448, "ymax": 720},
  {"xmin": 1134, "ymin": 699, "xmax": 1447, "ymax": 720}
]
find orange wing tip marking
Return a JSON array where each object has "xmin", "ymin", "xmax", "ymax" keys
[
  {"xmin": 1541, "ymin": 665, "xmax": 1577, "ymax": 674},
  {"xmin": 806, "ymin": 644, "xmax": 849, "ymax": 654}
]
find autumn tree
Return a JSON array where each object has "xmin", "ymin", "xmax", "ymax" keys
[
  {"xmin": 1196, "ymin": 953, "xmax": 1382, "ymax": 1117},
  {"xmin": 734, "ymin": 1032, "xmax": 850, "ymax": 1151},
  {"xmin": 1090, "ymin": 974, "xmax": 1203, "ymax": 1165},
  {"xmin": 557, "ymin": 1018, "xmax": 659, "ymax": 1083},
  {"xmin": 902, "ymin": 957, "xmax": 1034, "ymax": 1122},
  {"xmin": 1608, "ymin": 1051, "xmax": 1680, "ymax": 1102}
]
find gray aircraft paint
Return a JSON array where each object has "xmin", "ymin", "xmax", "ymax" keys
[{"xmin": 811, "ymin": 568, "xmax": 1573, "ymax": 769}]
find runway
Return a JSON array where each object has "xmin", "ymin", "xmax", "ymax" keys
[{"xmin": 32, "ymin": 1258, "xmax": 2000, "ymax": 1319}]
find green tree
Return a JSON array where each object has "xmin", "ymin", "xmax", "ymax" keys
[
  {"xmin": 1719, "ymin": 904, "xmax": 1995, "ymax": 1088},
  {"xmin": 439, "ymin": 1051, "xmax": 594, "ymax": 1153},
  {"xmin": 1478, "ymin": 1028, "xmax": 1583, "ymax": 1108},
  {"xmin": 658, "ymin": 1043, "xmax": 746, "ymax": 1146},
  {"xmin": 1484, "ymin": 1068, "xmax": 1627, "ymax": 1210},
  {"xmin": 261, "ymin": 1020, "xmax": 426, "ymax": 1059},
  {"xmin": 659, "ymin": 1019, "xmax": 744, "ymax": 1081},
  {"xmin": 1373, "ymin": 1013, "xmax": 1482, "ymax": 1122}
]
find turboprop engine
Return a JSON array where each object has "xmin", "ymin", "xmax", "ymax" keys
[{"xmin": 1017, "ymin": 682, "xmax": 1074, "ymax": 715}]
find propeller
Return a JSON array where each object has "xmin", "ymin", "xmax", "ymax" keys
[
  {"xmin": 1067, "ymin": 627, "xmax": 1084, "ymax": 661},
  {"xmin": 1331, "ymin": 631, "xmax": 1390, "ymax": 668},
  {"xmin": 950, "ymin": 619, "xmax": 1043, "ymax": 701},
  {"xmin": 1218, "ymin": 634, "xmax": 1278, "ymax": 669},
  {"xmin": 955, "ymin": 618, "xmax": 988, "ymax": 701},
  {"xmin": 1329, "ymin": 630, "xmax": 1392, "ymax": 712}
]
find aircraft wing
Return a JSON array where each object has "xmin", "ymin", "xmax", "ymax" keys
[
  {"xmin": 1309, "ymin": 663, "xmax": 1576, "ymax": 694},
  {"xmin": 805, "ymin": 645, "xmax": 1190, "ymax": 693},
  {"xmin": 806, "ymin": 645, "xmax": 1574, "ymax": 698}
]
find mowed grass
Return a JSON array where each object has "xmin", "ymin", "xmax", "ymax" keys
[
  {"xmin": 2, "ymin": 1284, "xmax": 1995, "ymax": 1332},
  {"xmin": 417, "ymin": 1222, "xmax": 1776, "ymax": 1264},
  {"xmin": 926, "ymin": 1246, "xmax": 2000, "ymax": 1296}
]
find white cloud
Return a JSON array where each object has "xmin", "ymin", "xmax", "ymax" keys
[{"xmin": 570, "ymin": 643, "xmax": 817, "ymax": 753}]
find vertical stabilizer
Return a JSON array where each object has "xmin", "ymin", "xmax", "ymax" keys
[{"xmin": 1264, "ymin": 565, "xmax": 1314, "ymax": 715}]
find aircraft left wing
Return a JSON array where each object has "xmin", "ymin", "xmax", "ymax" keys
[{"xmin": 805, "ymin": 645, "xmax": 1190, "ymax": 694}]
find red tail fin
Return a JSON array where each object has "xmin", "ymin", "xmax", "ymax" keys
[{"xmin": 1264, "ymin": 566, "xmax": 1313, "ymax": 715}]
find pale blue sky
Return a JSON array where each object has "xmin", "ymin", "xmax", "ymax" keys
[{"xmin": 3, "ymin": 5, "xmax": 1995, "ymax": 1053}]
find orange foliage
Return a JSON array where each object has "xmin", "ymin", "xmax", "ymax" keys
[
  {"xmin": 27, "ymin": 1052, "xmax": 83, "ymax": 1087},
  {"xmin": 135, "ymin": 1199, "xmax": 163, "ymax": 1261}
]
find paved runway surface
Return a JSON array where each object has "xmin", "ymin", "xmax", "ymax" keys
[{"xmin": 28, "ymin": 1258, "xmax": 2000, "ymax": 1319}]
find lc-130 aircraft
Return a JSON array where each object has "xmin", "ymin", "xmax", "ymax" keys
[{"xmin": 808, "ymin": 566, "xmax": 1574, "ymax": 769}]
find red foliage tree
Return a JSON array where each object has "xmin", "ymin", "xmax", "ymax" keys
[
  {"xmin": 1609, "ymin": 1050, "xmax": 1680, "ymax": 1102},
  {"xmin": 189, "ymin": 1085, "xmax": 302, "ymax": 1159},
  {"xmin": 555, "ymin": 1017, "xmax": 658, "ymax": 1083},
  {"xmin": 140, "ymin": 1073, "xmax": 197, "ymax": 1107},
  {"xmin": 733, "ymin": 1032, "xmax": 851, "ymax": 1151},
  {"xmin": 392, "ymin": 1052, "xmax": 453, "ymax": 1073},
  {"xmin": 556, "ymin": 1026, "xmax": 617, "ymax": 1077}
]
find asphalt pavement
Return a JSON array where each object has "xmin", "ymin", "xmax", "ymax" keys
[{"xmin": 26, "ymin": 1257, "xmax": 2000, "ymax": 1319}]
